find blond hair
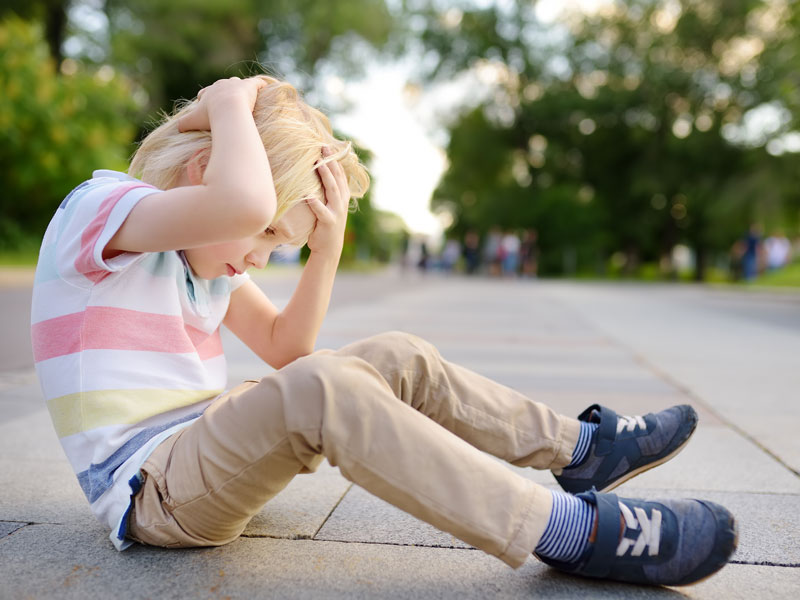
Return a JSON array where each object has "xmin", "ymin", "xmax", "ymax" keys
[{"xmin": 128, "ymin": 75, "xmax": 369, "ymax": 222}]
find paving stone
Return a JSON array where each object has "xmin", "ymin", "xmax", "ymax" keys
[
  {"xmin": 2, "ymin": 524, "xmax": 798, "ymax": 599},
  {"xmin": 0, "ymin": 521, "xmax": 27, "ymax": 538},
  {"xmin": 0, "ymin": 458, "xmax": 95, "ymax": 526},
  {"xmin": 0, "ymin": 375, "xmax": 46, "ymax": 421},
  {"xmin": 0, "ymin": 408, "xmax": 65, "ymax": 461},
  {"xmin": 464, "ymin": 371, "xmax": 679, "ymax": 395},
  {"xmin": 242, "ymin": 461, "xmax": 352, "ymax": 539},
  {"xmin": 315, "ymin": 485, "xmax": 472, "ymax": 549}
]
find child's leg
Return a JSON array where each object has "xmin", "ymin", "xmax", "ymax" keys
[
  {"xmin": 333, "ymin": 332, "xmax": 699, "ymax": 495},
  {"xmin": 331, "ymin": 331, "xmax": 581, "ymax": 471},
  {"xmin": 129, "ymin": 351, "xmax": 552, "ymax": 567},
  {"xmin": 129, "ymin": 333, "xmax": 736, "ymax": 585}
]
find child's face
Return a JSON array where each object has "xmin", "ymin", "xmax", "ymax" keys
[{"xmin": 183, "ymin": 201, "xmax": 316, "ymax": 279}]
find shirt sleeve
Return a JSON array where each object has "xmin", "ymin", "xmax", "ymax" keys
[{"xmin": 55, "ymin": 179, "xmax": 162, "ymax": 287}]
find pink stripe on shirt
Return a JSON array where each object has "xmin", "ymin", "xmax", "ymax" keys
[
  {"xmin": 74, "ymin": 183, "xmax": 154, "ymax": 283},
  {"xmin": 32, "ymin": 307, "xmax": 224, "ymax": 362},
  {"xmin": 185, "ymin": 325, "xmax": 224, "ymax": 361}
]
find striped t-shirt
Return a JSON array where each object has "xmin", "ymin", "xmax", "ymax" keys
[{"xmin": 30, "ymin": 170, "xmax": 249, "ymax": 550}]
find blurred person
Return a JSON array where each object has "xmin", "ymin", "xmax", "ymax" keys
[
  {"xmin": 483, "ymin": 226, "xmax": 503, "ymax": 276},
  {"xmin": 417, "ymin": 239, "xmax": 430, "ymax": 272},
  {"xmin": 440, "ymin": 237, "xmax": 461, "ymax": 273},
  {"xmin": 399, "ymin": 230, "xmax": 411, "ymax": 271},
  {"xmin": 30, "ymin": 76, "xmax": 736, "ymax": 587},
  {"xmin": 520, "ymin": 228, "xmax": 539, "ymax": 278},
  {"xmin": 741, "ymin": 224, "xmax": 763, "ymax": 281},
  {"xmin": 764, "ymin": 231, "xmax": 791, "ymax": 271},
  {"xmin": 501, "ymin": 230, "xmax": 521, "ymax": 277},
  {"xmin": 463, "ymin": 230, "xmax": 481, "ymax": 275}
]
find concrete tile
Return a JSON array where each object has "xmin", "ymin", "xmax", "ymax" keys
[
  {"xmin": 479, "ymin": 372, "xmax": 679, "ymax": 395},
  {"xmin": 0, "ymin": 458, "xmax": 95, "ymax": 526},
  {"xmin": 0, "ymin": 408, "xmax": 65, "ymax": 461},
  {"xmin": 0, "ymin": 521, "xmax": 26, "ymax": 539},
  {"xmin": 0, "ymin": 375, "xmax": 46, "ymax": 422},
  {"xmin": 0, "ymin": 368, "xmax": 39, "ymax": 392},
  {"xmin": 2, "ymin": 524, "xmax": 798, "ymax": 599},
  {"xmin": 242, "ymin": 461, "xmax": 352, "ymax": 539},
  {"xmin": 315, "ymin": 485, "xmax": 472, "ymax": 549}
]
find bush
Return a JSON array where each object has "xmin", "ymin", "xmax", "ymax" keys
[{"xmin": 0, "ymin": 16, "xmax": 138, "ymax": 248}]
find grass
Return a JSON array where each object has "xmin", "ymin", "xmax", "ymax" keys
[
  {"xmin": 752, "ymin": 260, "xmax": 800, "ymax": 288},
  {"xmin": 0, "ymin": 247, "xmax": 40, "ymax": 267}
]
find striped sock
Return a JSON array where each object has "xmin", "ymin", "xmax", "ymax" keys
[
  {"xmin": 535, "ymin": 490, "xmax": 596, "ymax": 563},
  {"xmin": 565, "ymin": 421, "xmax": 598, "ymax": 468}
]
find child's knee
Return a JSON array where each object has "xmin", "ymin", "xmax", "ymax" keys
[{"xmin": 348, "ymin": 330, "xmax": 439, "ymax": 365}]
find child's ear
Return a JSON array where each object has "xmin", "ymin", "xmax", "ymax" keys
[{"xmin": 186, "ymin": 149, "xmax": 209, "ymax": 185}]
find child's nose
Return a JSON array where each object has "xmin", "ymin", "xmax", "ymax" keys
[{"xmin": 247, "ymin": 248, "xmax": 271, "ymax": 270}]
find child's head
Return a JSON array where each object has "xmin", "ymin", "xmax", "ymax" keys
[{"xmin": 128, "ymin": 75, "xmax": 370, "ymax": 223}]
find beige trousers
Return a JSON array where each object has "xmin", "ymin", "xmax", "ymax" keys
[{"xmin": 128, "ymin": 331, "xmax": 580, "ymax": 567}]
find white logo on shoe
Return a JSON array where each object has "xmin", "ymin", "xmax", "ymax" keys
[
  {"xmin": 616, "ymin": 502, "xmax": 662, "ymax": 557},
  {"xmin": 617, "ymin": 415, "xmax": 647, "ymax": 434}
]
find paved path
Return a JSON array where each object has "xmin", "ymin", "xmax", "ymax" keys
[{"xmin": 1, "ymin": 271, "xmax": 798, "ymax": 598}]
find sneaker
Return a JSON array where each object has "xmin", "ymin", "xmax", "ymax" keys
[
  {"xmin": 554, "ymin": 404, "xmax": 698, "ymax": 494},
  {"xmin": 535, "ymin": 490, "xmax": 737, "ymax": 586}
]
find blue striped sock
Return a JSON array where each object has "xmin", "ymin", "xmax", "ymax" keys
[
  {"xmin": 535, "ymin": 490, "xmax": 596, "ymax": 563},
  {"xmin": 565, "ymin": 421, "xmax": 598, "ymax": 468}
]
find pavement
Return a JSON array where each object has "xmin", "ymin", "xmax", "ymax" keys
[{"xmin": 1, "ymin": 268, "xmax": 799, "ymax": 599}]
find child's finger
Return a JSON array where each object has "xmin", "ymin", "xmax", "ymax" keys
[
  {"xmin": 177, "ymin": 106, "xmax": 209, "ymax": 132},
  {"xmin": 306, "ymin": 197, "xmax": 333, "ymax": 223},
  {"xmin": 329, "ymin": 160, "xmax": 350, "ymax": 201},
  {"xmin": 324, "ymin": 161, "xmax": 348, "ymax": 209},
  {"xmin": 317, "ymin": 162, "xmax": 339, "ymax": 205}
]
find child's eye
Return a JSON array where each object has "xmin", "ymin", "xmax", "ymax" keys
[{"xmin": 265, "ymin": 227, "xmax": 276, "ymax": 236}]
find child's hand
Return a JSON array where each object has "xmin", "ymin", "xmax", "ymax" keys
[
  {"xmin": 306, "ymin": 149, "xmax": 350, "ymax": 259},
  {"xmin": 178, "ymin": 77, "xmax": 267, "ymax": 132}
]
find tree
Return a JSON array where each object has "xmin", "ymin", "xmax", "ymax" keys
[
  {"xmin": 419, "ymin": 0, "xmax": 798, "ymax": 279},
  {"xmin": 0, "ymin": 16, "xmax": 136, "ymax": 247}
]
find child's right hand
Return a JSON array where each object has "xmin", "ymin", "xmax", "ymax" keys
[{"xmin": 178, "ymin": 76, "xmax": 267, "ymax": 132}]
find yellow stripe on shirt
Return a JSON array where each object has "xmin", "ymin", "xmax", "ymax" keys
[{"xmin": 47, "ymin": 388, "xmax": 222, "ymax": 438}]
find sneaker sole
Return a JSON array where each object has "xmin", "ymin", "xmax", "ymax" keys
[{"xmin": 597, "ymin": 420, "xmax": 698, "ymax": 493}]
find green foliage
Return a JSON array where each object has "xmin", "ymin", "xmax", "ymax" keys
[
  {"xmin": 103, "ymin": 0, "xmax": 394, "ymax": 119},
  {"xmin": 755, "ymin": 259, "xmax": 800, "ymax": 287},
  {"xmin": 0, "ymin": 16, "xmax": 137, "ymax": 247},
  {"xmin": 423, "ymin": 0, "xmax": 800, "ymax": 279}
]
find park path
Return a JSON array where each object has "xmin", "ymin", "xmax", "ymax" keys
[{"xmin": 1, "ymin": 270, "xmax": 798, "ymax": 598}]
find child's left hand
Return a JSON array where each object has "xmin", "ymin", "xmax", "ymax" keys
[{"xmin": 306, "ymin": 149, "xmax": 350, "ymax": 259}]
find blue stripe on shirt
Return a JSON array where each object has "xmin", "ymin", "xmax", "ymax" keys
[{"xmin": 77, "ymin": 410, "xmax": 203, "ymax": 503}]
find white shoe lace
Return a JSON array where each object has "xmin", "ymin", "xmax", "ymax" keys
[
  {"xmin": 617, "ymin": 415, "xmax": 647, "ymax": 434},
  {"xmin": 616, "ymin": 502, "xmax": 662, "ymax": 557}
]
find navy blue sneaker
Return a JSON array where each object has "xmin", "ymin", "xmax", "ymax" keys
[
  {"xmin": 554, "ymin": 404, "xmax": 698, "ymax": 494},
  {"xmin": 535, "ymin": 490, "xmax": 738, "ymax": 586}
]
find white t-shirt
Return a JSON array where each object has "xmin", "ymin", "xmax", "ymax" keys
[{"xmin": 31, "ymin": 170, "xmax": 249, "ymax": 549}]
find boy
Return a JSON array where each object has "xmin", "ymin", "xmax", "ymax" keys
[{"xmin": 31, "ymin": 76, "xmax": 736, "ymax": 587}]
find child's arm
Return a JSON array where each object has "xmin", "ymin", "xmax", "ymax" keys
[
  {"xmin": 223, "ymin": 154, "xmax": 351, "ymax": 368},
  {"xmin": 106, "ymin": 77, "xmax": 277, "ymax": 256}
]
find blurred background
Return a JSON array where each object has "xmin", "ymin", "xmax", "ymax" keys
[{"xmin": 1, "ymin": 0, "xmax": 799, "ymax": 286}]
